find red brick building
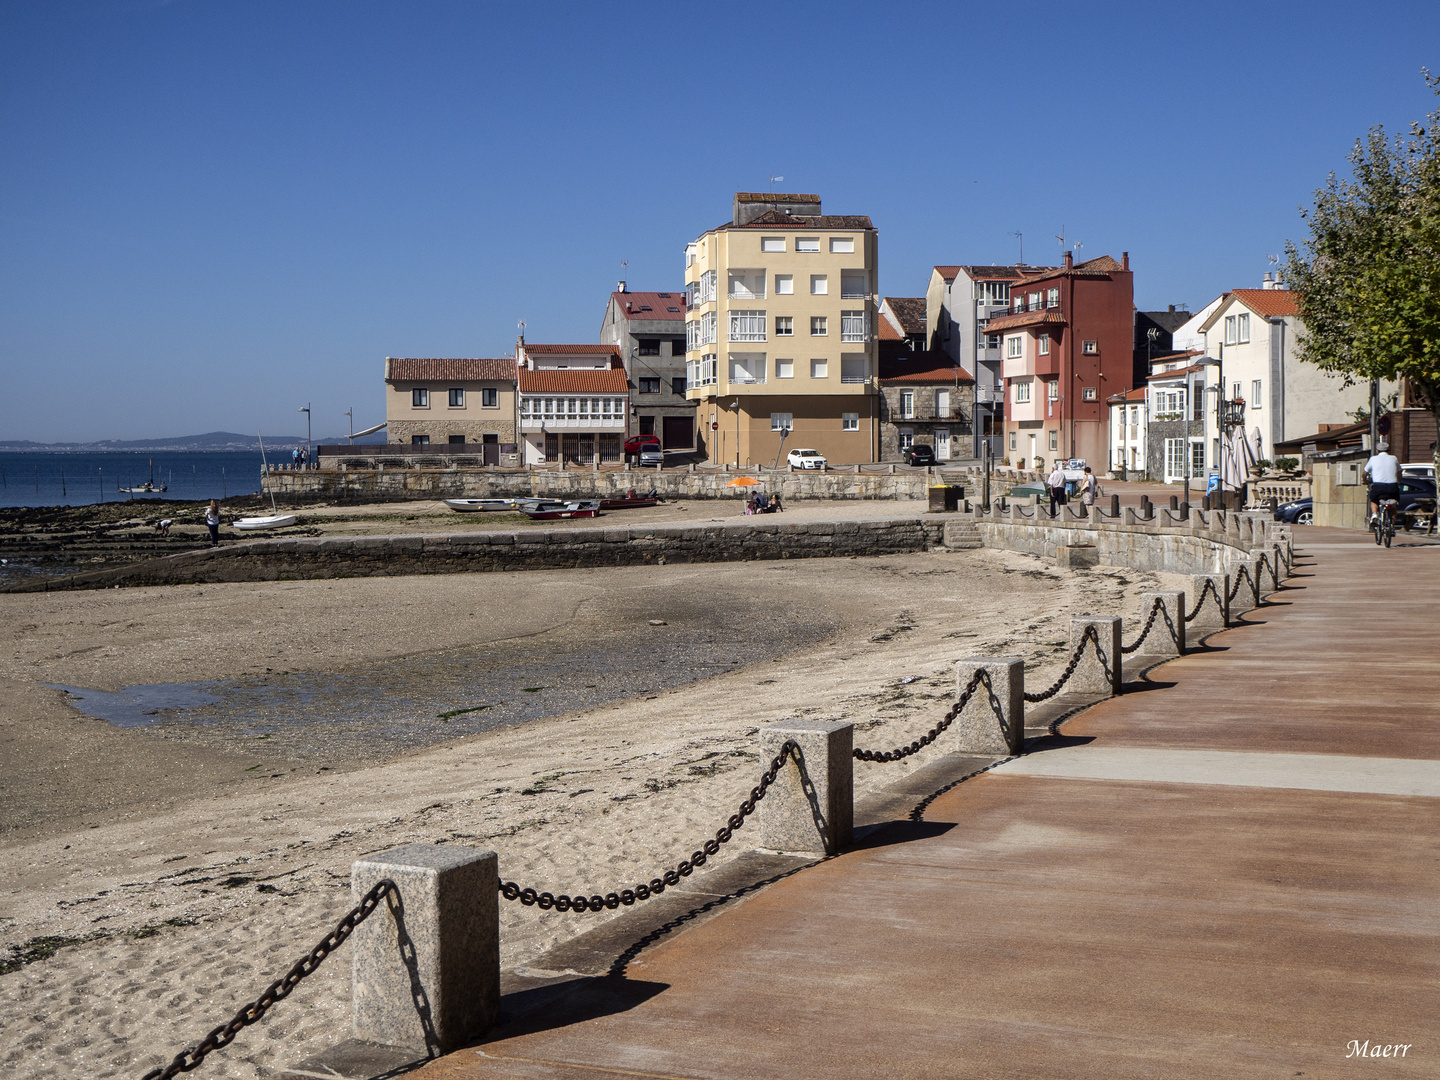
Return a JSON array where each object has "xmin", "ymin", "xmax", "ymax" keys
[{"xmin": 983, "ymin": 252, "xmax": 1134, "ymax": 468}]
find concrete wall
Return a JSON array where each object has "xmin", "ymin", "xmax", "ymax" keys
[{"xmin": 267, "ymin": 463, "xmax": 955, "ymax": 504}]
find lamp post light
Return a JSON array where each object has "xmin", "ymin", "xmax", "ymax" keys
[
  {"xmin": 299, "ymin": 404, "xmax": 311, "ymax": 467},
  {"xmin": 345, "ymin": 408, "xmax": 353, "ymax": 445}
]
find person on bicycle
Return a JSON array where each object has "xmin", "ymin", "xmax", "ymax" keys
[{"xmin": 1364, "ymin": 440, "xmax": 1401, "ymax": 523}]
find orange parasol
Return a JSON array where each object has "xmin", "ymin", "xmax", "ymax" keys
[{"xmin": 727, "ymin": 476, "xmax": 761, "ymax": 487}]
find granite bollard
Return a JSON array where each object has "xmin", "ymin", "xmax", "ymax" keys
[
  {"xmin": 350, "ymin": 844, "xmax": 499, "ymax": 1055},
  {"xmin": 1229, "ymin": 558, "xmax": 1261, "ymax": 618},
  {"xmin": 757, "ymin": 719, "xmax": 853, "ymax": 856},
  {"xmin": 1135, "ymin": 591, "xmax": 1185, "ymax": 656},
  {"xmin": 952, "ymin": 658, "xmax": 1025, "ymax": 754},
  {"xmin": 1068, "ymin": 616, "xmax": 1122, "ymax": 697},
  {"xmin": 1186, "ymin": 573, "xmax": 1230, "ymax": 633},
  {"xmin": 1250, "ymin": 546, "xmax": 1281, "ymax": 592}
]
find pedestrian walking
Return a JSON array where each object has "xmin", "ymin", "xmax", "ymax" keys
[
  {"xmin": 205, "ymin": 500, "xmax": 221, "ymax": 546},
  {"xmin": 1082, "ymin": 466, "xmax": 1097, "ymax": 507},
  {"xmin": 1047, "ymin": 463, "xmax": 1067, "ymax": 515}
]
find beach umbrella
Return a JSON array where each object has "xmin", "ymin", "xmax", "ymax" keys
[
  {"xmin": 727, "ymin": 476, "xmax": 761, "ymax": 487},
  {"xmin": 1221, "ymin": 426, "xmax": 1254, "ymax": 491}
]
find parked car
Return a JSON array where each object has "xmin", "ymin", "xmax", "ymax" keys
[
  {"xmin": 1401, "ymin": 462, "xmax": 1436, "ymax": 481},
  {"xmin": 1274, "ymin": 497, "xmax": 1313, "ymax": 525},
  {"xmin": 638, "ymin": 445, "xmax": 664, "ymax": 467},
  {"xmin": 787, "ymin": 448, "xmax": 827, "ymax": 470},
  {"xmin": 624, "ymin": 434, "xmax": 660, "ymax": 456},
  {"xmin": 903, "ymin": 443, "xmax": 936, "ymax": 466}
]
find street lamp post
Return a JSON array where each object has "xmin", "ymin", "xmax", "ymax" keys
[
  {"xmin": 345, "ymin": 408, "xmax": 353, "ymax": 445},
  {"xmin": 299, "ymin": 404, "xmax": 311, "ymax": 468}
]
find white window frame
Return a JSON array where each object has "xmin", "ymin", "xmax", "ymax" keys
[
  {"xmin": 900, "ymin": 389, "xmax": 915, "ymax": 419},
  {"xmin": 729, "ymin": 310, "xmax": 767, "ymax": 342},
  {"xmin": 728, "ymin": 270, "xmax": 766, "ymax": 301},
  {"xmin": 810, "ymin": 274, "xmax": 828, "ymax": 295},
  {"xmin": 761, "ymin": 237, "xmax": 785, "ymax": 253},
  {"xmin": 1190, "ymin": 439, "xmax": 1206, "ymax": 478},
  {"xmin": 1047, "ymin": 380, "xmax": 1059, "ymax": 401},
  {"xmin": 811, "ymin": 316, "xmax": 828, "ymax": 336},
  {"xmin": 775, "ymin": 358, "xmax": 794, "ymax": 379},
  {"xmin": 1046, "ymin": 287, "xmax": 1060, "ymax": 308},
  {"xmin": 1028, "ymin": 291, "xmax": 1041, "ymax": 309},
  {"xmin": 1037, "ymin": 334, "xmax": 1050, "ymax": 356},
  {"xmin": 1082, "ymin": 387, "xmax": 1097, "ymax": 401},
  {"xmin": 1165, "ymin": 437, "xmax": 1187, "ymax": 481},
  {"xmin": 728, "ymin": 352, "xmax": 766, "ymax": 385},
  {"xmin": 840, "ymin": 271, "xmax": 867, "ymax": 299},
  {"xmin": 796, "ymin": 236, "xmax": 820, "ymax": 253},
  {"xmin": 840, "ymin": 311, "xmax": 867, "ymax": 342},
  {"xmin": 771, "ymin": 412, "xmax": 792, "ymax": 432},
  {"xmin": 810, "ymin": 358, "xmax": 828, "ymax": 379},
  {"xmin": 775, "ymin": 315, "xmax": 793, "ymax": 337},
  {"xmin": 1237, "ymin": 313, "xmax": 1250, "ymax": 343},
  {"xmin": 1252, "ymin": 379, "xmax": 1262, "ymax": 408},
  {"xmin": 775, "ymin": 273, "xmax": 794, "ymax": 295},
  {"xmin": 829, "ymin": 237, "xmax": 855, "ymax": 253},
  {"xmin": 1014, "ymin": 379, "xmax": 1031, "ymax": 403},
  {"xmin": 841, "ymin": 412, "xmax": 858, "ymax": 431},
  {"xmin": 1082, "ymin": 340, "xmax": 1098, "ymax": 354},
  {"xmin": 1005, "ymin": 335, "xmax": 1023, "ymax": 359}
]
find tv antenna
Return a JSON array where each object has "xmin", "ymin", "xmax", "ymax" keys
[
  {"xmin": 1009, "ymin": 230, "xmax": 1023, "ymax": 263},
  {"xmin": 1055, "ymin": 226, "xmax": 1067, "ymax": 249},
  {"xmin": 769, "ymin": 174, "xmax": 784, "ymax": 193}
]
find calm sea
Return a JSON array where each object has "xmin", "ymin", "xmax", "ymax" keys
[{"xmin": 0, "ymin": 451, "xmax": 269, "ymax": 509}]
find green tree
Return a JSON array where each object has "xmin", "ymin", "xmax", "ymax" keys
[{"xmin": 1284, "ymin": 72, "xmax": 1440, "ymax": 472}]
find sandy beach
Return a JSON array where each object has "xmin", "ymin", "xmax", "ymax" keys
[{"xmin": 0, "ymin": 533, "xmax": 1186, "ymax": 1079}]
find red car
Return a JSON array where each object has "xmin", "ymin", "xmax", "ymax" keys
[{"xmin": 624, "ymin": 435, "xmax": 660, "ymax": 455}]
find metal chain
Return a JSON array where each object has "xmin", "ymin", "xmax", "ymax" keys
[
  {"xmin": 853, "ymin": 669, "xmax": 986, "ymax": 763},
  {"xmin": 140, "ymin": 879, "xmax": 396, "ymax": 1080},
  {"xmin": 1120, "ymin": 597, "xmax": 1165, "ymax": 655},
  {"xmin": 498, "ymin": 741, "xmax": 799, "ymax": 914},
  {"xmin": 1185, "ymin": 578, "xmax": 1220, "ymax": 623},
  {"xmin": 1024, "ymin": 625, "xmax": 1102, "ymax": 702}
]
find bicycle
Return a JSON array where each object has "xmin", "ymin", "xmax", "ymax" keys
[{"xmin": 1373, "ymin": 497, "xmax": 1398, "ymax": 548}]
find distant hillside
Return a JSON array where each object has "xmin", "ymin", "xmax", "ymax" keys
[{"xmin": 0, "ymin": 430, "xmax": 387, "ymax": 452}]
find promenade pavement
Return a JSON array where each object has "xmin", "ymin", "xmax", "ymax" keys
[{"xmin": 418, "ymin": 524, "xmax": 1439, "ymax": 1079}]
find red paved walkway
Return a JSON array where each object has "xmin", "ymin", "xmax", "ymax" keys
[{"xmin": 423, "ymin": 525, "xmax": 1440, "ymax": 1079}]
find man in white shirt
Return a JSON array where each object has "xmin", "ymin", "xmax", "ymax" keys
[
  {"xmin": 1047, "ymin": 463, "xmax": 1067, "ymax": 515},
  {"xmin": 1364, "ymin": 440, "xmax": 1401, "ymax": 521}
]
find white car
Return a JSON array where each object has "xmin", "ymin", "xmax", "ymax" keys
[
  {"xmin": 1401, "ymin": 462, "xmax": 1435, "ymax": 481},
  {"xmin": 787, "ymin": 448, "xmax": 827, "ymax": 470}
]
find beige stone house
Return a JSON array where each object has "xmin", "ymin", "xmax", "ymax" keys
[
  {"xmin": 684, "ymin": 192, "xmax": 880, "ymax": 466},
  {"xmin": 384, "ymin": 357, "xmax": 517, "ymax": 463}
]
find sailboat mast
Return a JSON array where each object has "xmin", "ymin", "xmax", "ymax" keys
[{"xmin": 257, "ymin": 432, "xmax": 279, "ymax": 515}]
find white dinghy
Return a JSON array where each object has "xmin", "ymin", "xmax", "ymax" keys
[{"xmin": 236, "ymin": 432, "xmax": 298, "ymax": 531}]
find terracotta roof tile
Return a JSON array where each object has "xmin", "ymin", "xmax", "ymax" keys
[
  {"xmin": 386, "ymin": 358, "xmax": 516, "ymax": 382},
  {"xmin": 983, "ymin": 310, "xmax": 1068, "ymax": 333},
  {"xmin": 933, "ymin": 265, "xmax": 962, "ymax": 281},
  {"xmin": 882, "ymin": 297, "xmax": 927, "ymax": 336},
  {"xmin": 522, "ymin": 343, "xmax": 623, "ymax": 356},
  {"xmin": 880, "ymin": 352, "xmax": 974, "ymax": 384},
  {"xmin": 519, "ymin": 368, "xmax": 630, "ymax": 394},
  {"xmin": 877, "ymin": 316, "xmax": 904, "ymax": 341},
  {"xmin": 1107, "ymin": 387, "xmax": 1148, "ymax": 403},
  {"xmin": 1231, "ymin": 288, "xmax": 1300, "ymax": 317},
  {"xmin": 1012, "ymin": 254, "xmax": 1127, "ymax": 288}
]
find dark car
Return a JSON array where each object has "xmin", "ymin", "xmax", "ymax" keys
[
  {"xmin": 624, "ymin": 434, "xmax": 660, "ymax": 455},
  {"xmin": 904, "ymin": 443, "xmax": 936, "ymax": 466},
  {"xmin": 1274, "ymin": 497, "xmax": 1313, "ymax": 525}
]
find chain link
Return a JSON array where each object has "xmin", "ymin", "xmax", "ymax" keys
[
  {"xmin": 140, "ymin": 879, "xmax": 396, "ymax": 1080},
  {"xmin": 852, "ymin": 669, "xmax": 986, "ymax": 763},
  {"xmin": 1120, "ymin": 597, "xmax": 1165, "ymax": 655},
  {"xmin": 1023, "ymin": 625, "xmax": 1102, "ymax": 702},
  {"xmin": 1185, "ymin": 578, "xmax": 1220, "ymax": 623},
  {"xmin": 498, "ymin": 741, "xmax": 799, "ymax": 914}
]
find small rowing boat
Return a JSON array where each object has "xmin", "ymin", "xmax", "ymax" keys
[
  {"xmin": 521, "ymin": 500, "xmax": 602, "ymax": 519},
  {"xmin": 233, "ymin": 514, "xmax": 297, "ymax": 531},
  {"xmin": 444, "ymin": 498, "xmax": 520, "ymax": 512},
  {"xmin": 599, "ymin": 496, "xmax": 660, "ymax": 510}
]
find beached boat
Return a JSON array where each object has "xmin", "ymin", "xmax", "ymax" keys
[
  {"xmin": 444, "ymin": 498, "xmax": 520, "ymax": 512},
  {"xmin": 521, "ymin": 500, "xmax": 602, "ymax": 519},
  {"xmin": 599, "ymin": 496, "xmax": 661, "ymax": 510},
  {"xmin": 233, "ymin": 514, "xmax": 297, "ymax": 531}
]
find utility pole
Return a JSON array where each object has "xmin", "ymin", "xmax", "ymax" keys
[{"xmin": 299, "ymin": 403, "xmax": 312, "ymax": 466}]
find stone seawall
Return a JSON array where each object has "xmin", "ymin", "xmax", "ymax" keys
[
  {"xmin": 5, "ymin": 501, "xmax": 1283, "ymax": 594},
  {"xmin": 262, "ymin": 467, "xmax": 962, "ymax": 504},
  {"xmin": 9, "ymin": 518, "xmax": 947, "ymax": 591}
]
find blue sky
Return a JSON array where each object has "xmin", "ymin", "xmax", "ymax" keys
[{"xmin": 2, "ymin": 0, "xmax": 1437, "ymax": 442}]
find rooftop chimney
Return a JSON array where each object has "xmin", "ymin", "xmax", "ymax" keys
[
  {"xmin": 1122, "ymin": 251, "xmax": 1130, "ymax": 270},
  {"xmin": 617, "ymin": 280, "xmax": 627, "ymax": 293},
  {"xmin": 733, "ymin": 191, "xmax": 821, "ymax": 226},
  {"xmin": 1168, "ymin": 304, "xmax": 1175, "ymax": 313},
  {"xmin": 1063, "ymin": 250, "xmax": 1074, "ymax": 270},
  {"xmin": 1262, "ymin": 272, "xmax": 1275, "ymax": 290}
]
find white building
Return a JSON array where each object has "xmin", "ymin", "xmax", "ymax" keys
[
  {"xmin": 515, "ymin": 341, "xmax": 630, "ymax": 465},
  {"xmin": 1106, "ymin": 386, "xmax": 1147, "ymax": 475},
  {"xmin": 1195, "ymin": 279, "xmax": 1390, "ymax": 463}
]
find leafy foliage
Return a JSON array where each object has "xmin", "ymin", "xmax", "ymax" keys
[{"xmin": 1284, "ymin": 71, "xmax": 1440, "ymax": 466}]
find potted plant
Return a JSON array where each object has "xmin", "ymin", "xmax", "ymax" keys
[{"xmin": 1274, "ymin": 456, "xmax": 1301, "ymax": 475}]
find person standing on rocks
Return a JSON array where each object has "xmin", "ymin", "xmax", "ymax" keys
[{"xmin": 205, "ymin": 500, "xmax": 221, "ymax": 547}]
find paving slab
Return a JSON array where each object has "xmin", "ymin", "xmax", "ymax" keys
[{"xmin": 416, "ymin": 525, "xmax": 1440, "ymax": 1079}]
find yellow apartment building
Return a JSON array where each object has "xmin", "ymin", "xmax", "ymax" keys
[{"xmin": 684, "ymin": 193, "xmax": 879, "ymax": 465}]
